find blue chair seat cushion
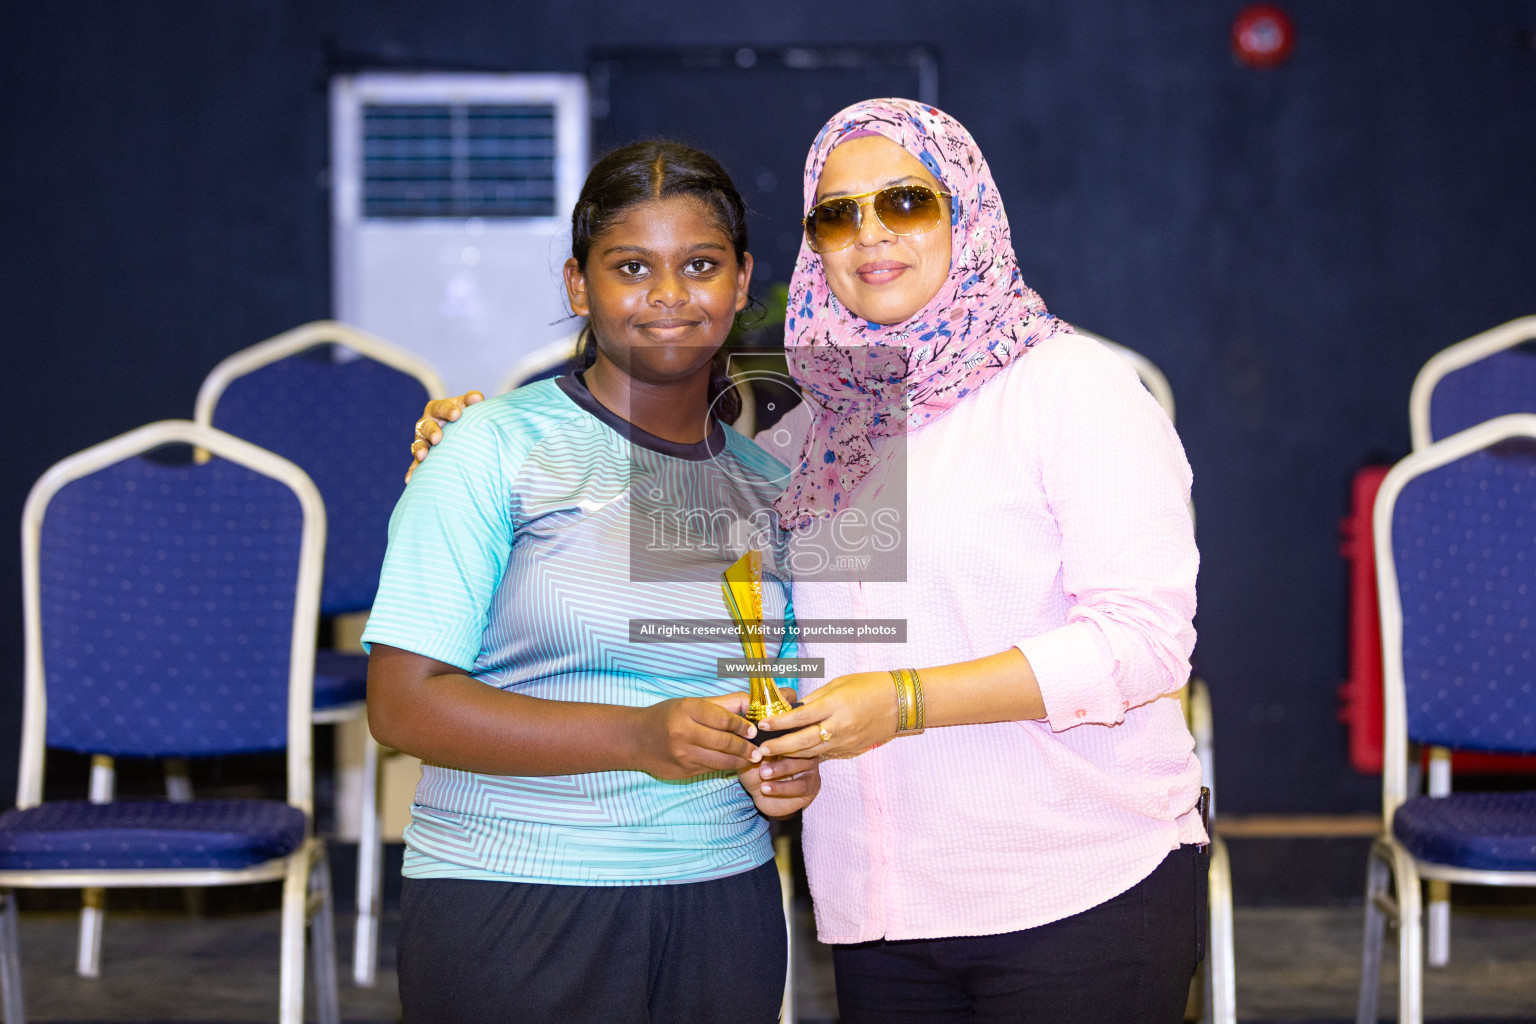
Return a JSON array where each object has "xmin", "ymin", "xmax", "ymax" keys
[
  {"xmin": 0, "ymin": 799, "xmax": 306, "ymax": 871},
  {"xmin": 1393, "ymin": 792, "xmax": 1536, "ymax": 872},
  {"xmin": 313, "ymin": 649, "xmax": 368, "ymax": 710}
]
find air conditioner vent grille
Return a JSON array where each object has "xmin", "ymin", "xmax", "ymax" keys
[{"xmin": 361, "ymin": 103, "xmax": 557, "ymax": 218}]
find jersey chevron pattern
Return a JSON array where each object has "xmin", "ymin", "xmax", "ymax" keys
[{"xmin": 363, "ymin": 375, "xmax": 796, "ymax": 885}]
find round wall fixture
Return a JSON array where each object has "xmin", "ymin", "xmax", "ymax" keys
[{"xmin": 1232, "ymin": 4, "xmax": 1295, "ymax": 69}]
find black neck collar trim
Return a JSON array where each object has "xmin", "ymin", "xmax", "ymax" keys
[{"xmin": 557, "ymin": 371, "xmax": 728, "ymax": 462}]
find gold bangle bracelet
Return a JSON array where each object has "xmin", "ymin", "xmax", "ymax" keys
[
  {"xmin": 890, "ymin": 669, "xmax": 910, "ymax": 733},
  {"xmin": 910, "ymin": 667, "xmax": 925, "ymax": 731},
  {"xmin": 897, "ymin": 669, "xmax": 909, "ymax": 733},
  {"xmin": 892, "ymin": 668, "xmax": 925, "ymax": 734}
]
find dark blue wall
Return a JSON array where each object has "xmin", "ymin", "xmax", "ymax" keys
[{"xmin": 3, "ymin": 1, "xmax": 1534, "ymax": 813}]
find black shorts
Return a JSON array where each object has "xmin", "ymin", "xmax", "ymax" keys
[
  {"xmin": 832, "ymin": 844, "xmax": 1207, "ymax": 1024},
  {"xmin": 397, "ymin": 859, "xmax": 786, "ymax": 1024}
]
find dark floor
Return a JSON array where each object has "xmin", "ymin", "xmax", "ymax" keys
[
  {"xmin": 8, "ymin": 905, "xmax": 400, "ymax": 1023},
  {"xmin": 8, "ymin": 898, "xmax": 1536, "ymax": 1022},
  {"xmin": 7, "ymin": 835, "xmax": 1536, "ymax": 1022}
]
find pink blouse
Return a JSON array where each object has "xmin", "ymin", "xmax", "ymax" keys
[{"xmin": 760, "ymin": 332, "xmax": 1206, "ymax": 944}]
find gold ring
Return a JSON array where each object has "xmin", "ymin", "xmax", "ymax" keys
[{"xmin": 819, "ymin": 725, "xmax": 833, "ymax": 743}]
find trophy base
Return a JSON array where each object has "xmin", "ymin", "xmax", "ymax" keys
[{"xmin": 750, "ymin": 701, "xmax": 803, "ymax": 747}]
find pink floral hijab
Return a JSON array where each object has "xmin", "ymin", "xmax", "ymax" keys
[{"xmin": 775, "ymin": 98, "xmax": 1070, "ymax": 526}]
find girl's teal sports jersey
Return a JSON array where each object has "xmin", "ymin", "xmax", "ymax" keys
[{"xmin": 363, "ymin": 374, "xmax": 796, "ymax": 885}]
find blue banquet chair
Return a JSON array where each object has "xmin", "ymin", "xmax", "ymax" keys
[
  {"xmin": 1406, "ymin": 315, "xmax": 1536, "ymax": 963},
  {"xmin": 194, "ymin": 320, "xmax": 445, "ymax": 986},
  {"xmin": 1356, "ymin": 413, "xmax": 1536, "ymax": 1024},
  {"xmin": 1079, "ymin": 328, "xmax": 1233, "ymax": 1024},
  {"xmin": 0, "ymin": 420, "xmax": 338, "ymax": 1024}
]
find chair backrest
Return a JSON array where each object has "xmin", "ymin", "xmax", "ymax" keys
[
  {"xmin": 1409, "ymin": 316, "xmax": 1536, "ymax": 451},
  {"xmin": 1373, "ymin": 413, "xmax": 1536, "ymax": 820},
  {"xmin": 1074, "ymin": 329, "xmax": 1176, "ymax": 424},
  {"xmin": 496, "ymin": 331, "xmax": 582, "ymax": 394},
  {"xmin": 19, "ymin": 420, "xmax": 326, "ymax": 813},
  {"xmin": 195, "ymin": 320, "xmax": 446, "ymax": 615}
]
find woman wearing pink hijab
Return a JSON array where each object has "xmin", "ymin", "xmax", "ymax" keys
[
  {"xmin": 745, "ymin": 98, "xmax": 1205, "ymax": 1022},
  {"xmin": 414, "ymin": 99, "xmax": 1203, "ymax": 1021}
]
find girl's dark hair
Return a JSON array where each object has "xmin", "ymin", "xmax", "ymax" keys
[{"xmin": 570, "ymin": 140, "xmax": 748, "ymax": 425}]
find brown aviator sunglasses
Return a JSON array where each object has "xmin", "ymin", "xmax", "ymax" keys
[{"xmin": 802, "ymin": 184, "xmax": 955, "ymax": 254}]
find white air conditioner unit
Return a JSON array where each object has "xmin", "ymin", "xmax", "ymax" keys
[{"xmin": 330, "ymin": 73, "xmax": 588, "ymax": 395}]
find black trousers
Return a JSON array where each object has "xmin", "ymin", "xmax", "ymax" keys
[
  {"xmin": 833, "ymin": 845, "xmax": 1206, "ymax": 1024},
  {"xmin": 397, "ymin": 859, "xmax": 785, "ymax": 1024}
]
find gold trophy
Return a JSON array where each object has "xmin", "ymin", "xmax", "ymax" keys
[{"xmin": 721, "ymin": 550, "xmax": 797, "ymax": 742}]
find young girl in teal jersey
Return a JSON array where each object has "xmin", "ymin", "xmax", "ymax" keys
[{"xmin": 365, "ymin": 141, "xmax": 817, "ymax": 1024}]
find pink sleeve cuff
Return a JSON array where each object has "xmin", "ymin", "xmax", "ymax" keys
[{"xmin": 1016, "ymin": 624, "xmax": 1128, "ymax": 732}]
